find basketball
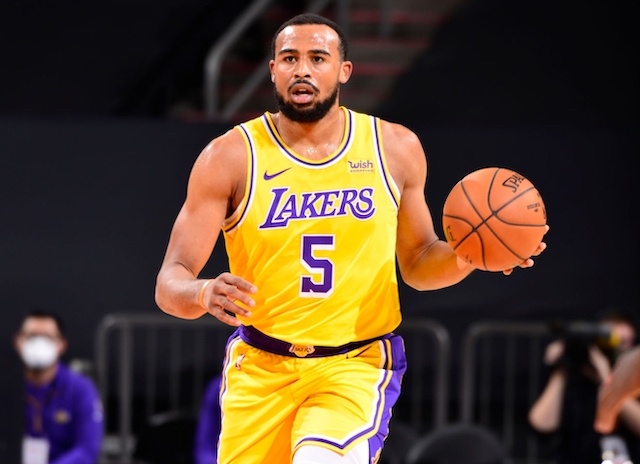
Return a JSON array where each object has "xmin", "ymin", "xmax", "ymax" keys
[{"xmin": 442, "ymin": 167, "xmax": 547, "ymax": 271}]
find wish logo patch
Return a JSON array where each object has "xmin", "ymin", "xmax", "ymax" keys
[{"xmin": 348, "ymin": 159, "xmax": 374, "ymax": 173}]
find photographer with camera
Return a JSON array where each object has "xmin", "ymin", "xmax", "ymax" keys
[{"xmin": 528, "ymin": 308, "xmax": 640, "ymax": 464}]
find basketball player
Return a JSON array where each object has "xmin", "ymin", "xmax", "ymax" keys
[{"xmin": 155, "ymin": 13, "xmax": 548, "ymax": 464}]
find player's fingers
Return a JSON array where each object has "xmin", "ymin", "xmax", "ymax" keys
[
  {"xmin": 503, "ymin": 256, "xmax": 535, "ymax": 275},
  {"xmin": 531, "ymin": 241, "xmax": 547, "ymax": 257},
  {"xmin": 209, "ymin": 305, "xmax": 242, "ymax": 327},
  {"xmin": 221, "ymin": 283, "xmax": 256, "ymax": 310},
  {"xmin": 206, "ymin": 288, "xmax": 252, "ymax": 318},
  {"xmin": 204, "ymin": 275, "xmax": 256, "ymax": 315},
  {"xmin": 217, "ymin": 272, "xmax": 258, "ymax": 294},
  {"xmin": 519, "ymin": 258, "xmax": 534, "ymax": 269},
  {"xmin": 220, "ymin": 294, "xmax": 252, "ymax": 318}
]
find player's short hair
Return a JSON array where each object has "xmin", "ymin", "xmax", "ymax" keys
[
  {"xmin": 271, "ymin": 13, "xmax": 349, "ymax": 61},
  {"xmin": 20, "ymin": 308, "xmax": 66, "ymax": 337}
]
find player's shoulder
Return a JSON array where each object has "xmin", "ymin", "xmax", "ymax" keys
[
  {"xmin": 372, "ymin": 117, "xmax": 425, "ymax": 165},
  {"xmin": 371, "ymin": 117, "xmax": 427, "ymax": 190},
  {"xmin": 188, "ymin": 126, "xmax": 248, "ymax": 196},
  {"xmin": 377, "ymin": 118, "xmax": 422, "ymax": 149},
  {"xmin": 199, "ymin": 126, "xmax": 246, "ymax": 162}
]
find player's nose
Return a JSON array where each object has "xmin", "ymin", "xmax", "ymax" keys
[{"xmin": 293, "ymin": 58, "xmax": 311, "ymax": 78}]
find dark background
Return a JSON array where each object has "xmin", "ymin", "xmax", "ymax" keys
[{"xmin": 1, "ymin": 0, "xmax": 638, "ymax": 458}]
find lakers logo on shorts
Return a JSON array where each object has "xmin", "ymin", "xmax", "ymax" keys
[{"xmin": 288, "ymin": 344, "xmax": 315, "ymax": 357}]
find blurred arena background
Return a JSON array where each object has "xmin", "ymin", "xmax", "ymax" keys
[{"xmin": 1, "ymin": 0, "xmax": 638, "ymax": 462}]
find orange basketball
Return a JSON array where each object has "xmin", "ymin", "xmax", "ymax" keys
[{"xmin": 442, "ymin": 167, "xmax": 547, "ymax": 271}]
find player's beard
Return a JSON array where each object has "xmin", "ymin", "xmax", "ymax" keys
[{"xmin": 274, "ymin": 81, "xmax": 340, "ymax": 123}]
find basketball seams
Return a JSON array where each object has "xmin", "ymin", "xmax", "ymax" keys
[
  {"xmin": 442, "ymin": 166, "xmax": 547, "ymax": 271},
  {"xmin": 444, "ymin": 213, "xmax": 527, "ymax": 269},
  {"xmin": 483, "ymin": 171, "xmax": 542, "ymax": 265},
  {"xmin": 454, "ymin": 181, "xmax": 489, "ymax": 267},
  {"xmin": 490, "ymin": 186, "xmax": 545, "ymax": 226},
  {"xmin": 441, "ymin": 213, "xmax": 478, "ymax": 251}
]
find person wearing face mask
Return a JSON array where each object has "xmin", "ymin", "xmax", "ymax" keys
[
  {"xmin": 528, "ymin": 307, "xmax": 640, "ymax": 464},
  {"xmin": 14, "ymin": 309, "xmax": 103, "ymax": 464}
]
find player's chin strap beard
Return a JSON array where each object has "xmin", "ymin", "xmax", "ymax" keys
[{"xmin": 273, "ymin": 83, "xmax": 339, "ymax": 124}]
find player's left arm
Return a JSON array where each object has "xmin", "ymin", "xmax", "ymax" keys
[
  {"xmin": 382, "ymin": 120, "xmax": 547, "ymax": 286},
  {"xmin": 381, "ymin": 120, "xmax": 474, "ymax": 291}
]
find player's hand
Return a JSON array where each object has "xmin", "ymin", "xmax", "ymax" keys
[
  {"xmin": 456, "ymin": 255, "xmax": 476, "ymax": 272},
  {"xmin": 595, "ymin": 346, "xmax": 640, "ymax": 434},
  {"xmin": 502, "ymin": 225, "xmax": 549, "ymax": 275},
  {"xmin": 199, "ymin": 272, "xmax": 257, "ymax": 327}
]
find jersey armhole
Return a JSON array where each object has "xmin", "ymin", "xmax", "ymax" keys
[
  {"xmin": 372, "ymin": 117, "xmax": 401, "ymax": 210},
  {"xmin": 222, "ymin": 124, "xmax": 255, "ymax": 233}
]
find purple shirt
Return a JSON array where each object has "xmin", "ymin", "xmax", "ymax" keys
[
  {"xmin": 194, "ymin": 375, "xmax": 222, "ymax": 464},
  {"xmin": 25, "ymin": 362, "xmax": 103, "ymax": 464}
]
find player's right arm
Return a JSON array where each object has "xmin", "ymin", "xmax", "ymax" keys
[{"xmin": 155, "ymin": 129, "xmax": 256, "ymax": 326}]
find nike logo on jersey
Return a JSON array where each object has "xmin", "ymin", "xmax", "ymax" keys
[{"xmin": 263, "ymin": 168, "xmax": 291, "ymax": 180}]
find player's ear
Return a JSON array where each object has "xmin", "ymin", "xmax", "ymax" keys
[
  {"xmin": 339, "ymin": 60, "xmax": 353, "ymax": 84},
  {"xmin": 269, "ymin": 60, "xmax": 276, "ymax": 83}
]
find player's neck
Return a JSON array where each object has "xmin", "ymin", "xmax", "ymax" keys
[{"xmin": 274, "ymin": 105, "xmax": 345, "ymax": 161}]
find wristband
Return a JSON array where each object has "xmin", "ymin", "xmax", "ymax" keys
[{"xmin": 197, "ymin": 279, "xmax": 214, "ymax": 309}]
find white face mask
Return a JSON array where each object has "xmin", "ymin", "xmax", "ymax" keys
[{"xmin": 20, "ymin": 336, "xmax": 59, "ymax": 369}]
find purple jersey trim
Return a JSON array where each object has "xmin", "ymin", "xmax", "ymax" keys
[
  {"xmin": 224, "ymin": 124, "xmax": 256, "ymax": 233},
  {"xmin": 262, "ymin": 110, "xmax": 354, "ymax": 167},
  {"xmin": 373, "ymin": 117, "xmax": 399, "ymax": 210}
]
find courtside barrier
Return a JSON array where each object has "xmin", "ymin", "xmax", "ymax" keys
[{"xmin": 460, "ymin": 321, "xmax": 553, "ymax": 464}]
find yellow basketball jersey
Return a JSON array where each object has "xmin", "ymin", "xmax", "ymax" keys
[{"xmin": 222, "ymin": 107, "xmax": 401, "ymax": 346}]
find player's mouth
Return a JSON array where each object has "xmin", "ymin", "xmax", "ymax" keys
[{"xmin": 289, "ymin": 82, "xmax": 317, "ymax": 105}]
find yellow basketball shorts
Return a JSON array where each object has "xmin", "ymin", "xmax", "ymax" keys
[{"xmin": 216, "ymin": 326, "xmax": 407, "ymax": 463}]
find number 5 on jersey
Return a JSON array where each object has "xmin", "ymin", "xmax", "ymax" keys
[{"xmin": 300, "ymin": 235, "xmax": 335, "ymax": 298}]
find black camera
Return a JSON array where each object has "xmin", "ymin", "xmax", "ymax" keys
[{"xmin": 549, "ymin": 320, "xmax": 620, "ymax": 370}]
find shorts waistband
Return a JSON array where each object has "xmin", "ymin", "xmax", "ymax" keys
[{"xmin": 239, "ymin": 325, "xmax": 387, "ymax": 358}]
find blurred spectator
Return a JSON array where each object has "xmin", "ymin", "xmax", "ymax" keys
[
  {"xmin": 194, "ymin": 374, "xmax": 222, "ymax": 464},
  {"xmin": 528, "ymin": 308, "xmax": 640, "ymax": 464},
  {"xmin": 14, "ymin": 309, "xmax": 103, "ymax": 464}
]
